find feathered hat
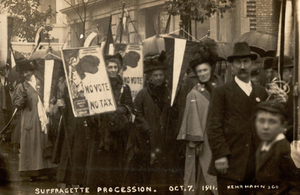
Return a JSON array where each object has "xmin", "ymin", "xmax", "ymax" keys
[
  {"xmin": 189, "ymin": 38, "xmax": 218, "ymax": 71},
  {"xmin": 143, "ymin": 51, "xmax": 166, "ymax": 73}
]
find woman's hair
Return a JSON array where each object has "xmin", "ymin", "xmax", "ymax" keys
[
  {"xmin": 105, "ymin": 53, "xmax": 123, "ymax": 72},
  {"xmin": 105, "ymin": 57, "xmax": 121, "ymax": 73}
]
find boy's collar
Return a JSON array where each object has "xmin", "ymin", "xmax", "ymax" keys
[{"xmin": 261, "ymin": 133, "xmax": 285, "ymax": 152}]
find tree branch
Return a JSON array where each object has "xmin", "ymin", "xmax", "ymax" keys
[{"xmin": 63, "ymin": 0, "xmax": 85, "ymax": 24}]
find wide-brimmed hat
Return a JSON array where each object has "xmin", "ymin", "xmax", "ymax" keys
[
  {"xmin": 272, "ymin": 56, "xmax": 293, "ymax": 70},
  {"xmin": 16, "ymin": 58, "xmax": 35, "ymax": 72},
  {"xmin": 144, "ymin": 51, "xmax": 166, "ymax": 73},
  {"xmin": 227, "ymin": 42, "xmax": 258, "ymax": 62}
]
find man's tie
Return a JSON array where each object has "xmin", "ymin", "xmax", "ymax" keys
[{"xmin": 260, "ymin": 150, "xmax": 267, "ymax": 159}]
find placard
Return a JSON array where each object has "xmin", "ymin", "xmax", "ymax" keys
[
  {"xmin": 114, "ymin": 43, "xmax": 143, "ymax": 100},
  {"xmin": 62, "ymin": 45, "xmax": 116, "ymax": 117}
]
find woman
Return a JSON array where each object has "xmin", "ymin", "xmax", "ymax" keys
[
  {"xmin": 13, "ymin": 59, "xmax": 56, "ymax": 181},
  {"xmin": 50, "ymin": 75, "xmax": 89, "ymax": 188},
  {"xmin": 85, "ymin": 53, "xmax": 133, "ymax": 189},
  {"xmin": 177, "ymin": 40, "xmax": 222, "ymax": 195}
]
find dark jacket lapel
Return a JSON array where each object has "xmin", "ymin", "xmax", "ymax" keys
[
  {"xmin": 256, "ymin": 143, "xmax": 276, "ymax": 172},
  {"xmin": 228, "ymin": 80, "xmax": 252, "ymax": 120},
  {"xmin": 249, "ymin": 83, "xmax": 261, "ymax": 109}
]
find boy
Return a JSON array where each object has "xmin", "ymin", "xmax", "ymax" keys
[{"xmin": 253, "ymin": 101, "xmax": 300, "ymax": 195}]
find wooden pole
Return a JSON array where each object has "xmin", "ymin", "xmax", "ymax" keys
[
  {"xmin": 279, "ymin": 0, "xmax": 287, "ymax": 80},
  {"xmin": 295, "ymin": 0, "xmax": 299, "ymax": 140},
  {"xmin": 119, "ymin": 3, "xmax": 125, "ymax": 43}
]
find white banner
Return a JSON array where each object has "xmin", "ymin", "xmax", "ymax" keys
[
  {"xmin": 171, "ymin": 39, "xmax": 187, "ymax": 106},
  {"xmin": 44, "ymin": 60, "xmax": 54, "ymax": 112},
  {"xmin": 0, "ymin": 14, "xmax": 7, "ymax": 69}
]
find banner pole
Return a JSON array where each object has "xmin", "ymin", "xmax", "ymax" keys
[
  {"xmin": 119, "ymin": 3, "xmax": 125, "ymax": 43},
  {"xmin": 295, "ymin": 0, "xmax": 300, "ymax": 141}
]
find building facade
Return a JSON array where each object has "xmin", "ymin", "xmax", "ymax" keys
[{"xmin": 43, "ymin": 0, "xmax": 282, "ymax": 49}]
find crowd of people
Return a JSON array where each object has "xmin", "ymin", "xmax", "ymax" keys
[{"xmin": 0, "ymin": 40, "xmax": 300, "ymax": 195}]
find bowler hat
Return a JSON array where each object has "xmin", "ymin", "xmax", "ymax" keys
[
  {"xmin": 263, "ymin": 57, "xmax": 274, "ymax": 69},
  {"xmin": 272, "ymin": 56, "xmax": 293, "ymax": 70},
  {"xmin": 16, "ymin": 58, "xmax": 35, "ymax": 72},
  {"xmin": 144, "ymin": 51, "xmax": 166, "ymax": 73},
  {"xmin": 255, "ymin": 101, "xmax": 287, "ymax": 119},
  {"xmin": 227, "ymin": 42, "xmax": 257, "ymax": 62}
]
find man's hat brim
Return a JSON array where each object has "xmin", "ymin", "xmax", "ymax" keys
[{"xmin": 227, "ymin": 53, "xmax": 257, "ymax": 62}]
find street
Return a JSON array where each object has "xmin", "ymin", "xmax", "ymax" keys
[{"xmin": 0, "ymin": 142, "xmax": 59, "ymax": 195}]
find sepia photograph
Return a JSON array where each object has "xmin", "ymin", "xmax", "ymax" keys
[{"xmin": 0, "ymin": 0, "xmax": 300, "ymax": 194}]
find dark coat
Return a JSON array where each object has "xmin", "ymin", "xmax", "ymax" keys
[
  {"xmin": 253, "ymin": 139, "xmax": 300, "ymax": 195},
  {"xmin": 206, "ymin": 80, "xmax": 268, "ymax": 181},
  {"xmin": 85, "ymin": 76, "xmax": 133, "ymax": 189},
  {"xmin": 55, "ymin": 78, "xmax": 89, "ymax": 186},
  {"xmin": 133, "ymin": 84, "xmax": 181, "ymax": 192},
  {"xmin": 0, "ymin": 77, "xmax": 12, "ymax": 131}
]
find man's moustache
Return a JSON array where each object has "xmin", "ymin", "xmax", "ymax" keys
[{"xmin": 238, "ymin": 70, "xmax": 248, "ymax": 74}]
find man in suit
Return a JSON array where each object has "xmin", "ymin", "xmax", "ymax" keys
[{"xmin": 206, "ymin": 42, "xmax": 268, "ymax": 195}]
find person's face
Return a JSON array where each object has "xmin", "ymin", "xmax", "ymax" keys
[
  {"xmin": 21, "ymin": 70, "xmax": 34, "ymax": 81},
  {"xmin": 150, "ymin": 70, "xmax": 165, "ymax": 86},
  {"xmin": 282, "ymin": 67, "xmax": 293, "ymax": 83},
  {"xmin": 195, "ymin": 63, "xmax": 212, "ymax": 83},
  {"xmin": 265, "ymin": 68, "xmax": 273, "ymax": 81},
  {"xmin": 106, "ymin": 62, "xmax": 119, "ymax": 78},
  {"xmin": 255, "ymin": 110, "xmax": 285, "ymax": 144},
  {"xmin": 232, "ymin": 57, "xmax": 252, "ymax": 82}
]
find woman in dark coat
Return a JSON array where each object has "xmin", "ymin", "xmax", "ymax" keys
[
  {"xmin": 53, "ymin": 76, "xmax": 89, "ymax": 187},
  {"xmin": 133, "ymin": 51, "xmax": 181, "ymax": 194},
  {"xmin": 85, "ymin": 53, "xmax": 133, "ymax": 189}
]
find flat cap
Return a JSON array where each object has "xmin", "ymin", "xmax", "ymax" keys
[{"xmin": 255, "ymin": 101, "xmax": 287, "ymax": 119}]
